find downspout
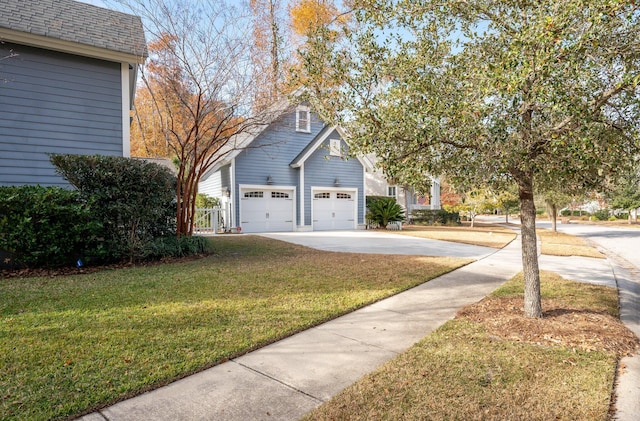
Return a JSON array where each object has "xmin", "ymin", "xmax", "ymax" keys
[
  {"xmin": 230, "ymin": 158, "xmax": 236, "ymax": 229},
  {"xmin": 121, "ymin": 63, "xmax": 131, "ymax": 157},
  {"xmin": 299, "ymin": 163, "xmax": 305, "ymax": 229}
]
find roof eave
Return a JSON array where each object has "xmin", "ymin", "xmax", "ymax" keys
[{"xmin": 0, "ymin": 28, "xmax": 147, "ymax": 64}]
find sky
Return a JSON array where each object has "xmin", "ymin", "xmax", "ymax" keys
[{"xmin": 77, "ymin": 0, "xmax": 108, "ymax": 7}]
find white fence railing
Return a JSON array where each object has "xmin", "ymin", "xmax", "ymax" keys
[{"xmin": 194, "ymin": 207, "xmax": 221, "ymax": 234}]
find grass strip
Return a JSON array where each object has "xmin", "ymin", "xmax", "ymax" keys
[
  {"xmin": 393, "ymin": 224, "xmax": 517, "ymax": 248},
  {"xmin": 538, "ymin": 229, "xmax": 605, "ymax": 258},
  {"xmin": 0, "ymin": 235, "xmax": 468, "ymax": 421},
  {"xmin": 304, "ymin": 272, "xmax": 638, "ymax": 421}
]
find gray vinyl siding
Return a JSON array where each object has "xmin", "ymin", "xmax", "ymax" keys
[
  {"xmin": 233, "ymin": 111, "xmax": 324, "ymax": 224},
  {"xmin": 304, "ymin": 135, "xmax": 365, "ymax": 225},
  {"xmin": 0, "ymin": 43, "xmax": 122, "ymax": 187},
  {"xmin": 198, "ymin": 171, "xmax": 222, "ymax": 199},
  {"xmin": 198, "ymin": 164, "xmax": 231, "ymax": 199}
]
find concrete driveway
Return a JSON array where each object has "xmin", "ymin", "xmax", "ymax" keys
[{"xmin": 259, "ymin": 230, "xmax": 498, "ymax": 259}]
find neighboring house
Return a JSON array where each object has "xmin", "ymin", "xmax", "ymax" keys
[
  {"xmin": 199, "ymin": 104, "xmax": 370, "ymax": 233},
  {"xmin": 364, "ymin": 155, "xmax": 441, "ymax": 213},
  {"xmin": 0, "ymin": 0, "xmax": 147, "ymax": 187}
]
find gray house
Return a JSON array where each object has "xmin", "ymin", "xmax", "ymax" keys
[
  {"xmin": 0, "ymin": 0, "xmax": 147, "ymax": 186},
  {"xmin": 199, "ymin": 105, "xmax": 369, "ymax": 233}
]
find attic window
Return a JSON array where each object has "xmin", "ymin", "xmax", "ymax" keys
[
  {"xmin": 296, "ymin": 106, "xmax": 311, "ymax": 133},
  {"xmin": 329, "ymin": 138, "xmax": 342, "ymax": 157}
]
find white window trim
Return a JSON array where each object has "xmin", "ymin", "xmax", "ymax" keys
[
  {"xmin": 296, "ymin": 105, "xmax": 311, "ymax": 133},
  {"xmin": 387, "ymin": 185, "xmax": 397, "ymax": 198}
]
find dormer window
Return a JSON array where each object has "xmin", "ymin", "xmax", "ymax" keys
[
  {"xmin": 329, "ymin": 138, "xmax": 341, "ymax": 157},
  {"xmin": 296, "ymin": 106, "xmax": 311, "ymax": 133}
]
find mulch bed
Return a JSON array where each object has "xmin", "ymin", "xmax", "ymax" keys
[
  {"xmin": 0, "ymin": 254, "xmax": 208, "ymax": 279},
  {"xmin": 458, "ymin": 296, "xmax": 640, "ymax": 357}
]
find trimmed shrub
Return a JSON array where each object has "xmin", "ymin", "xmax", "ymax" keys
[
  {"xmin": 0, "ymin": 186, "xmax": 102, "ymax": 267},
  {"xmin": 592, "ymin": 209, "xmax": 610, "ymax": 221},
  {"xmin": 561, "ymin": 209, "xmax": 587, "ymax": 217},
  {"xmin": 366, "ymin": 197, "xmax": 405, "ymax": 227},
  {"xmin": 143, "ymin": 235, "xmax": 213, "ymax": 259},
  {"xmin": 411, "ymin": 209, "xmax": 461, "ymax": 226},
  {"xmin": 366, "ymin": 195, "xmax": 390, "ymax": 207},
  {"xmin": 50, "ymin": 154, "xmax": 177, "ymax": 262}
]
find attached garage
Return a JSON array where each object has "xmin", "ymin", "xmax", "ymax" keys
[
  {"xmin": 240, "ymin": 187, "xmax": 295, "ymax": 233},
  {"xmin": 312, "ymin": 189, "xmax": 357, "ymax": 231}
]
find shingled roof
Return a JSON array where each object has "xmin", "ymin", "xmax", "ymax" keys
[{"xmin": 0, "ymin": 0, "xmax": 147, "ymax": 62}]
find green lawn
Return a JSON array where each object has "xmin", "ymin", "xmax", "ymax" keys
[
  {"xmin": 396, "ymin": 224, "xmax": 517, "ymax": 248},
  {"xmin": 0, "ymin": 235, "xmax": 468, "ymax": 421},
  {"xmin": 538, "ymin": 228, "xmax": 605, "ymax": 258}
]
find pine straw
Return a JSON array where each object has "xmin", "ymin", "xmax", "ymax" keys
[{"xmin": 458, "ymin": 297, "xmax": 639, "ymax": 357}]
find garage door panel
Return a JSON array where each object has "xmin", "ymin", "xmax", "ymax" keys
[
  {"xmin": 312, "ymin": 190, "xmax": 356, "ymax": 231},
  {"xmin": 240, "ymin": 188, "xmax": 295, "ymax": 233}
]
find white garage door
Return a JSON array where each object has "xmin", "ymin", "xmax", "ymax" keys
[
  {"xmin": 240, "ymin": 188, "xmax": 295, "ymax": 233},
  {"xmin": 313, "ymin": 190, "xmax": 356, "ymax": 231}
]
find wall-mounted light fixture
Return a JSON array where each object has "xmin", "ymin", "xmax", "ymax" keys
[
  {"xmin": 333, "ymin": 178, "xmax": 341, "ymax": 187},
  {"xmin": 266, "ymin": 175, "xmax": 273, "ymax": 185}
]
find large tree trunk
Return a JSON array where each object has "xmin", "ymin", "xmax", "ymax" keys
[
  {"xmin": 549, "ymin": 203, "xmax": 557, "ymax": 232},
  {"xmin": 519, "ymin": 178, "xmax": 543, "ymax": 318}
]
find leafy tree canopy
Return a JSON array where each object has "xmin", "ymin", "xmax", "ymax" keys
[{"xmin": 297, "ymin": 0, "xmax": 640, "ymax": 317}]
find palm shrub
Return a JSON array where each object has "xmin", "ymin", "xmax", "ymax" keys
[{"xmin": 367, "ymin": 197, "xmax": 405, "ymax": 227}]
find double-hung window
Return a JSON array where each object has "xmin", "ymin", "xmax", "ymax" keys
[{"xmin": 296, "ymin": 106, "xmax": 311, "ymax": 133}]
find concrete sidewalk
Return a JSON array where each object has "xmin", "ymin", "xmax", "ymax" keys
[{"xmin": 78, "ymin": 230, "xmax": 629, "ymax": 421}]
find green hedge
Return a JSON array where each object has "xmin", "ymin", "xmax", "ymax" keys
[
  {"xmin": 0, "ymin": 186, "xmax": 101, "ymax": 267},
  {"xmin": 560, "ymin": 210, "xmax": 589, "ymax": 217},
  {"xmin": 592, "ymin": 209, "xmax": 610, "ymax": 221},
  {"xmin": 410, "ymin": 209, "xmax": 460, "ymax": 226},
  {"xmin": 50, "ymin": 154, "xmax": 177, "ymax": 263},
  {"xmin": 143, "ymin": 235, "xmax": 213, "ymax": 260}
]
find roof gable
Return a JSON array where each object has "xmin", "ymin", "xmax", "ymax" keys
[
  {"xmin": 201, "ymin": 96, "xmax": 371, "ymax": 180},
  {"xmin": 290, "ymin": 126, "xmax": 371, "ymax": 171},
  {"xmin": 0, "ymin": 0, "xmax": 147, "ymax": 63},
  {"xmin": 290, "ymin": 126, "xmax": 336, "ymax": 168}
]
